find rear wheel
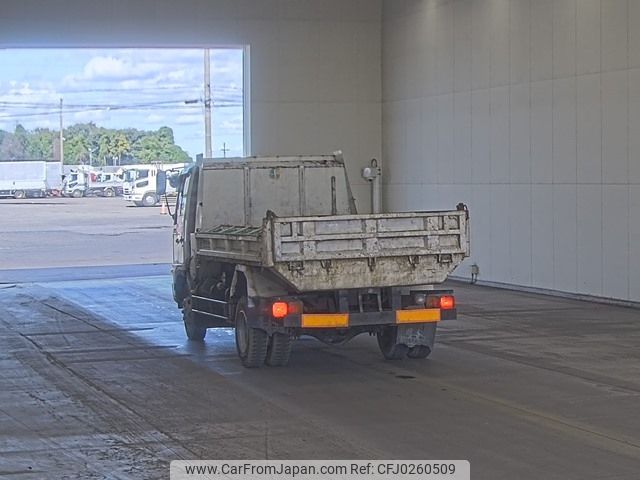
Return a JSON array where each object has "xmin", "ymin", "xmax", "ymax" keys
[
  {"xmin": 407, "ymin": 345, "xmax": 431, "ymax": 359},
  {"xmin": 266, "ymin": 333, "xmax": 293, "ymax": 367},
  {"xmin": 235, "ymin": 298, "xmax": 268, "ymax": 368},
  {"xmin": 377, "ymin": 326, "xmax": 409, "ymax": 360},
  {"xmin": 103, "ymin": 187, "xmax": 115, "ymax": 197},
  {"xmin": 142, "ymin": 192, "xmax": 157, "ymax": 207},
  {"xmin": 183, "ymin": 298, "xmax": 206, "ymax": 341},
  {"xmin": 13, "ymin": 190, "xmax": 25, "ymax": 199}
]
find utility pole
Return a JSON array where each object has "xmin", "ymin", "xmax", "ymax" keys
[
  {"xmin": 59, "ymin": 98, "xmax": 64, "ymax": 166},
  {"xmin": 221, "ymin": 142, "xmax": 229, "ymax": 158},
  {"xmin": 204, "ymin": 49, "xmax": 212, "ymax": 158}
]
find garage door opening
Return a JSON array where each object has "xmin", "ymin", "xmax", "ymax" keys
[{"xmin": 0, "ymin": 47, "xmax": 247, "ymax": 272}]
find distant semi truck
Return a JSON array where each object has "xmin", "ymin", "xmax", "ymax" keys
[{"xmin": 0, "ymin": 161, "xmax": 49, "ymax": 199}]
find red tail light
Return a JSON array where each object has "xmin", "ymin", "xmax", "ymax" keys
[
  {"xmin": 426, "ymin": 295, "xmax": 456, "ymax": 310},
  {"xmin": 272, "ymin": 301, "xmax": 289, "ymax": 318},
  {"xmin": 440, "ymin": 295, "xmax": 455, "ymax": 310}
]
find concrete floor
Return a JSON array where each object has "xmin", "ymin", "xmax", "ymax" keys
[{"xmin": 1, "ymin": 266, "xmax": 638, "ymax": 479}]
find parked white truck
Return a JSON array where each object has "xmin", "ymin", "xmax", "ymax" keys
[
  {"xmin": 63, "ymin": 168, "xmax": 123, "ymax": 198},
  {"xmin": 170, "ymin": 153, "xmax": 470, "ymax": 367},
  {"xmin": 122, "ymin": 163, "xmax": 185, "ymax": 207},
  {"xmin": 0, "ymin": 161, "xmax": 48, "ymax": 199}
]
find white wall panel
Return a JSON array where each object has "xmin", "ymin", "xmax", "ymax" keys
[
  {"xmin": 437, "ymin": 94, "xmax": 455, "ymax": 183},
  {"xmin": 602, "ymin": 186, "xmax": 629, "ymax": 299},
  {"xmin": 553, "ymin": 185, "xmax": 578, "ymax": 293},
  {"xmin": 490, "ymin": 87, "xmax": 511, "ymax": 183},
  {"xmin": 531, "ymin": 81, "xmax": 554, "ymax": 183},
  {"xmin": 471, "ymin": 89, "xmax": 492, "ymax": 183},
  {"xmin": 490, "ymin": 185, "xmax": 511, "ymax": 281},
  {"xmin": 453, "ymin": 92, "xmax": 473, "ymax": 183},
  {"xmin": 471, "ymin": 0, "xmax": 492, "ymax": 90},
  {"xmin": 509, "ymin": 185, "xmax": 532, "ymax": 286},
  {"xmin": 552, "ymin": 78, "xmax": 577, "ymax": 183},
  {"xmin": 530, "ymin": 0, "xmax": 554, "ymax": 82},
  {"xmin": 510, "ymin": 84, "xmax": 530, "ymax": 183},
  {"xmin": 531, "ymin": 185, "xmax": 555, "ymax": 288},
  {"xmin": 510, "ymin": 0, "xmax": 530, "ymax": 86},
  {"xmin": 435, "ymin": 2, "xmax": 454, "ymax": 95},
  {"xmin": 577, "ymin": 74, "xmax": 602, "ymax": 183},
  {"xmin": 576, "ymin": 0, "xmax": 601, "ymax": 76},
  {"xmin": 576, "ymin": 185, "xmax": 602, "ymax": 296},
  {"xmin": 421, "ymin": 96, "xmax": 439, "ymax": 184},
  {"xmin": 552, "ymin": 0, "xmax": 577, "ymax": 79},
  {"xmin": 631, "ymin": 1, "xmax": 640, "ymax": 68},
  {"xmin": 576, "ymin": 185, "xmax": 603, "ymax": 296},
  {"xmin": 490, "ymin": 0, "xmax": 511, "ymax": 87},
  {"xmin": 453, "ymin": 0, "xmax": 472, "ymax": 93},
  {"xmin": 471, "ymin": 184, "xmax": 494, "ymax": 280},
  {"xmin": 601, "ymin": 0, "xmax": 628, "ymax": 72},
  {"xmin": 602, "ymin": 71, "xmax": 629, "ymax": 184}
]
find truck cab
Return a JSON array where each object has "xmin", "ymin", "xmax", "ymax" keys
[
  {"xmin": 63, "ymin": 170, "xmax": 87, "ymax": 198},
  {"xmin": 123, "ymin": 166, "xmax": 157, "ymax": 206},
  {"xmin": 123, "ymin": 163, "xmax": 184, "ymax": 207}
]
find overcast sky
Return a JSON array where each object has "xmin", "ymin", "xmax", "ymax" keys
[{"xmin": 0, "ymin": 48, "xmax": 244, "ymax": 158}]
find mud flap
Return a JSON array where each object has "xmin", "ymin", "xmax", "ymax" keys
[
  {"xmin": 396, "ymin": 323, "xmax": 437, "ymax": 349},
  {"xmin": 172, "ymin": 267, "xmax": 188, "ymax": 307}
]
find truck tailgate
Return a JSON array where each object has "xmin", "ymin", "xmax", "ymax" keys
[{"xmin": 270, "ymin": 210, "xmax": 469, "ymax": 291}]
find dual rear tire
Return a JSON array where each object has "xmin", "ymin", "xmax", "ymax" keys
[{"xmin": 235, "ymin": 298, "xmax": 292, "ymax": 368}]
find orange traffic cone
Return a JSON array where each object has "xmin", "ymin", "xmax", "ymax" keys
[{"xmin": 160, "ymin": 201, "xmax": 167, "ymax": 215}]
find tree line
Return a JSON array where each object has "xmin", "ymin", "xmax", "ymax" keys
[{"xmin": 0, "ymin": 123, "xmax": 192, "ymax": 165}]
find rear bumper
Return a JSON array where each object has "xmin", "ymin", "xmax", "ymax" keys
[
  {"xmin": 123, "ymin": 194, "xmax": 143, "ymax": 202},
  {"xmin": 282, "ymin": 308, "xmax": 456, "ymax": 329}
]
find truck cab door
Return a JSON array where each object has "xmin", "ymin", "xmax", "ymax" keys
[{"xmin": 173, "ymin": 174, "xmax": 190, "ymax": 267}]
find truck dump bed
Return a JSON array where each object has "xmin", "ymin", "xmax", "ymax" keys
[
  {"xmin": 195, "ymin": 209, "xmax": 469, "ymax": 291},
  {"xmin": 192, "ymin": 154, "xmax": 469, "ymax": 292}
]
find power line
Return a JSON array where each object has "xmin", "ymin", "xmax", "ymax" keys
[{"xmin": 0, "ymin": 102, "xmax": 243, "ymax": 120}]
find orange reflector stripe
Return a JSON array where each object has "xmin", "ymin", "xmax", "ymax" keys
[
  {"xmin": 396, "ymin": 309, "xmax": 441, "ymax": 324},
  {"xmin": 301, "ymin": 314, "xmax": 349, "ymax": 328}
]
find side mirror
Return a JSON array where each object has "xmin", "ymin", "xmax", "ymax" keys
[
  {"xmin": 168, "ymin": 172, "xmax": 180, "ymax": 189},
  {"xmin": 156, "ymin": 170, "xmax": 167, "ymax": 196}
]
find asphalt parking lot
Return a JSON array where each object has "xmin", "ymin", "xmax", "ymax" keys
[
  {"xmin": 0, "ymin": 197, "xmax": 172, "ymax": 270},
  {"xmin": 0, "ymin": 198, "xmax": 639, "ymax": 479}
]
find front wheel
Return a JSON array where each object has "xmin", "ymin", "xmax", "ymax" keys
[
  {"xmin": 72, "ymin": 189, "xmax": 83, "ymax": 198},
  {"xmin": 142, "ymin": 193, "xmax": 157, "ymax": 207},
  {"xmin": 235, "ymin": 298, "xmax": 268, "ymax": 368},
  {"xmin": 377, "ymin": 326, "xmax": 409, "ymax": 360}
]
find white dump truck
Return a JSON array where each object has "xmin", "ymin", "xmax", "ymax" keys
[
  {"xmin": 0, "ymin": 161, "xmax": 48, "ymax": 199},
  {"xmin": 170, "ymin": 153, "xmax": 470, "ymax": 367},
  {"xmin": 63, "ymin": 168, "xmax": 123, "ymax": 198}
]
